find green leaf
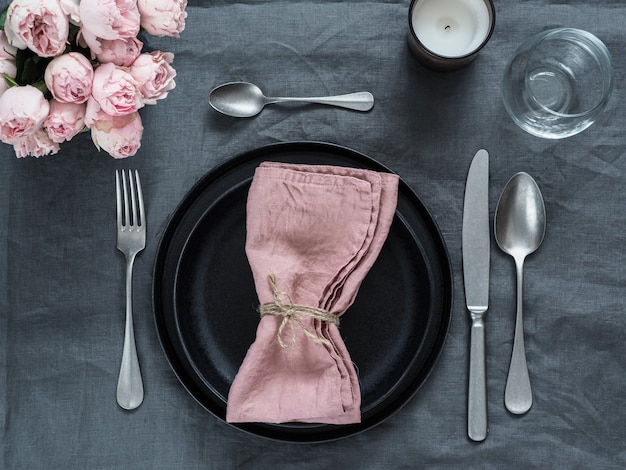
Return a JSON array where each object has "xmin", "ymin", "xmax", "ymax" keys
[
  {"xmin": 20, "ymin": 57, "xmax": 42, "ymax": 82},
  {"xmin": 33, "ymin": 81, "xmax": 51, "ymax": 99},
  {"xmin": 14, "ymin": 48, "xmax": 51, "ymax": 86},
  {"xmin": 3, "ymin": 73, "xmax": 18, "ymax": 88},
  {"xmin": 14, "ymin": 48, "xmax": 32, "ymax": 83},
  {"xmin": 30, "ymin": 81, "xmax": 48, "ymax": 94}
]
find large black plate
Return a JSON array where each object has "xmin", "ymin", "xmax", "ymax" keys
[{"xmin": 153, "ymin": 142, "xmax": 452, "ymax": 442}]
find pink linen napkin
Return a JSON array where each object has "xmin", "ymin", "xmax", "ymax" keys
[{"xmin": 226, "ymin": 162, "xmax": 399, "ymax": 424}]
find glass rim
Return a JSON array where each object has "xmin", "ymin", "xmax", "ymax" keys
[{"xmin": 524, "ymin": 28, "xmax": 614, "ymax": 119}]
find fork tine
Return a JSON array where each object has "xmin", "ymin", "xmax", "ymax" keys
[
  {"xmin": 134, "ymin": 171, "xmax": 145, "ymax": 229},
  {"xmin": 115, "ymin": 170, "xmax": 123, "ymax": 228},
  {"xmin": 129, "ymin": 170, "xmax": 138, "ymax": 227},
  {"xmin": 122, "ymin": 169, "xmax": 130, "ymax": 227}
]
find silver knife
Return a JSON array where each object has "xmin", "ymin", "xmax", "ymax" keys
[{"xmin": 463, "ymin": 149, "xmax": 490, "ymax": 442}]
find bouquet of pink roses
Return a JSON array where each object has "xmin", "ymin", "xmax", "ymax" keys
[{"xmin": 0, "ymin": 0, "xmax": 187, "ymax": 159}]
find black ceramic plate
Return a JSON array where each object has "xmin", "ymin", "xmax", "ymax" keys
[{"xmin": 153, "ymin": 142, "xmax": 452, "ymax": 442}]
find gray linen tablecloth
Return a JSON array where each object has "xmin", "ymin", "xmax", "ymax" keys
[{"xmin": 1, "ymin": 0, "xmax": 626, "ymax": 468}]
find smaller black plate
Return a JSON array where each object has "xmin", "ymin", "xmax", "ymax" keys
[{"xmin": 152, "ymin": 142, "xmax": 452, "ymax": 442}]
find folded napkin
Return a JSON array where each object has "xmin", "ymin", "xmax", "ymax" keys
[{"xmin": 226, "ymin": 162, "xmax": 399, "ymax": 424}]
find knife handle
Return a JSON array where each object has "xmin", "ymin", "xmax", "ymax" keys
[{"xmin": 468, "ymin": 313, "xmax": 488, "ymax": 441}]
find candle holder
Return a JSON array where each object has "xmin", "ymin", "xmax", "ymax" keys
[{"xmin": 408, "ymin": 0, "xmax": 495, "ymax": 71}]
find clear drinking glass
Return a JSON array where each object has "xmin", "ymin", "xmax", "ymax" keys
[{"xmin": 502, "ymin": 28, "xmax": 613, "ymax": 139}]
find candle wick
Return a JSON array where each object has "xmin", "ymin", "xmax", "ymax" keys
[{"xmin": 445, "ymin": 25, "xmax": 451, "ymax": 30}]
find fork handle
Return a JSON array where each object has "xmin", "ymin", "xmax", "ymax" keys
[{"xmin": 117, "ymin": 255, "xmax": 144, "ymax": 410}]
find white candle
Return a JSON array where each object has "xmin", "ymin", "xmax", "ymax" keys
[{"xmin": 411, "ymin": 0, "xmax": 492, "ymax": 58}]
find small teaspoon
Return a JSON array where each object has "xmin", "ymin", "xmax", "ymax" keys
[
  {"xmin": 494, "ymin": 172, "xmax": 546, "ymax": 415},
  {"xmin": 208, "ymin": 81, "xmax": 374, "ymax": 117}
]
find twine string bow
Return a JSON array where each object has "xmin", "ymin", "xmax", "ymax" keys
[{"xmin": 259, "ymin": 273, "xmax": 339, "ymax": 349}]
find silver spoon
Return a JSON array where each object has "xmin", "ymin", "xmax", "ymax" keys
[
  {"xmin": 208, "ymin": 81, "xmax": 374, "ymax": 117},
  {"xmin": 494, "ymin": 172, "xmax": 546, "ymax": 415}
]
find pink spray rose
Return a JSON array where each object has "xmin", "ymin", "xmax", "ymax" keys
[
  {"xmin": 96, "ymin": 37, "xmax": 143, "ymax": 67},
  {"xmin": 79, "ymin": 0, "xmax": 140, "ymax": 42},
  {"xmin": 91, "ymin": 111, "xmax": 143, "ymax": 159},
  {"xmin": 0, "ymin": 32, "xmax": 18, "ymax": 96},
  {"xmin": 12, "ymin": 128, "xmax": 60, "ymax": 158},
  {"xmin": 4, "ymin": 0, "xmax": 69, "ymax": 57},
  {"xmin": 137, "ymin": 0, "xmax": 188, "ymax": 38},
  {"xmin": 44, "ymin": 52, "xmax": 94, "ymax": 104},
  {"xmin": 130, "ymin": 51, "xmax": 176, "ymax": 104},
  {"xmin": 59, "ymin": 0, "xmax": 81, "ymax": 26},
  {"xmin": 76, "ymin": 30, "xmax": 103, "ymax": 56},
  {"xmin": 91, "ymin": 63, "xmax": 144, "ymax": 117},
  {"xmin": 44, "ymin": 100, "xmax": 86, "ymax": 143},
  {"xmin": 0, "ymin": 31, "xmax": 18, "ymax": 59},
  {"xmin": 83, "ymin": 96, "xmax": 109, "ymax": 129},
  {"xmin": 0, "ymin": 60, "xmax": 18, "ymax": 97},
  {"xmin": 0, "ymin": 85, "xmax": 50, "ymax": 143}
]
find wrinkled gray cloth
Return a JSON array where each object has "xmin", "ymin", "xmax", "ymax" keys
[{"xmin": 1, "ymin": 0, "xmax": 626, "ymax": 468}]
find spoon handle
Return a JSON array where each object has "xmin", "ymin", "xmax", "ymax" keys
[
  {"xmin": 505, "ymin": 259, "xmax": 532, "ymax": 414},
  {"xmin": 266, "ymin": 92, "xmax": 374, "ymax": 112}
]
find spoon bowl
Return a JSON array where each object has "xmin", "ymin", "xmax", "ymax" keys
[
  {"xmin": 208, "ymin": 82, "xmax": 374, "ymax": 117},
  {"xmin": 209, "ymin": 82, "xmax": 266, "ymax": 118},
  {"xmin": 494, "ymin": 172, "xmax": 546, "ymax": 415}
]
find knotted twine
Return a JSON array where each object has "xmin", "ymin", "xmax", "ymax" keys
[{"xmin": 259, "ymin": 272, "xmax": 340, "ymax": 349}]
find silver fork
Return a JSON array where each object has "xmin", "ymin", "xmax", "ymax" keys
[{"xmin": 115, "ymin": 170, "xmax": 145, "ymax": 410}]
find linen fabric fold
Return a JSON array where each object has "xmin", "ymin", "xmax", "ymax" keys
[{"xmin": 226, "ymin": 162, "xmax": 399, "ymax": 424}]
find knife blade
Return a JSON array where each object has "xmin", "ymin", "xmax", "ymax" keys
[{"xmin": 463, "ymin": 149, "xmax": 490, "ymax": 442}]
